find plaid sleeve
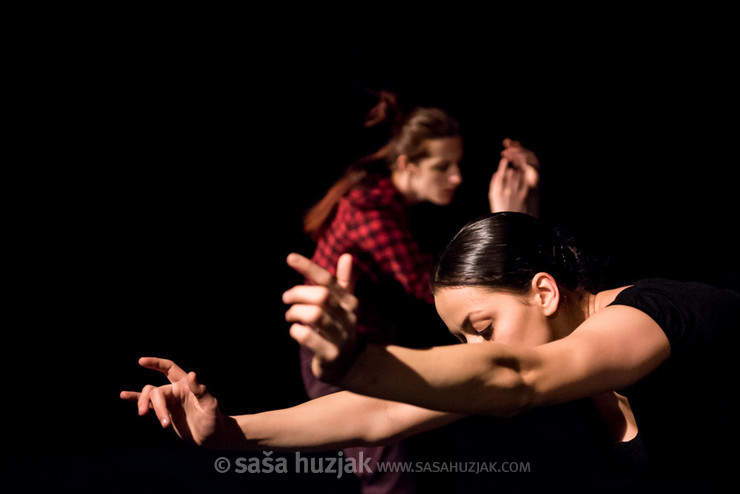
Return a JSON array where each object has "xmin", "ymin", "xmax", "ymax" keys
[{"xmin": 349, "ymin": 205, "xmax": 434, "ymax": 304}]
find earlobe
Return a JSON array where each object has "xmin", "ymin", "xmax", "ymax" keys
[{"xmin": 532, "ymin": 273, "xmax": 560, "ymax": 317}]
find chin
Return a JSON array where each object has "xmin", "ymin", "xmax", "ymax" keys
[{"xmin": 436, "ymin": 193, "xmax": 455, "ymax": 205}]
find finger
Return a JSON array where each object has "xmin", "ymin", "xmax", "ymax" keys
[
  {"xmin": 502, "ymin": 138, "xmax": 522, "ymax": 149},
  {"xmin": 138, "ymin": 385, "xmax": 154, "ymax": 416},
  {"xmin": 335, "ymin": 253, "xmax": 354, "ymax": 291},
  {"xmin": 524, "ymin": 166, "xmax": 540, "ymax": 188},
  {"xmin": 501, "ymin": 148, "xmax": 521, "ymax": 165},
  {"xmin": 502, "ymin": 147, "xmax": 529, "ymax": 169},
  {"xmin": 285, "ymin": 304, "xmax": 325, "ymax": 327},
  {"xmin": 284, "ymin": 286, "xmax": 359, "ymax": 321},
  {"xmin": 286, "ymin": 253, "xmax": 333, "ymax": 287},
  {"xmin": 282, "ymin": 285, "xmax": 331, "ymax": 306},
  {"xmin": 187, "ymin": 372, "xmax": 210, "ymax": 402},
  {"xmin": 490, "ymin": 159, "xmax": 506, "ymax": 192},
  {"xmin": 149, "ymin": 387, "xmax": 171, "ymax": 427},
  {"xmin": 289, "ymin": 324, "xmax": 339, "ymax": 361},
  {"xmin": 513, "ymin": 166, "xmax": 526, "ymax": 191},
  {"xmin": 286, "ymin": 301, "xmax": 348, "ymax": 336},
  {"xmin": 139, "ymin": 357, "xmax": 188, "ymax": 384},
  {"xmin": 120, "ymin": 390, "xmax": 141, "ymax": 402},
  {"xmin": 501, "ymin": 164, "xmax": 517, "ymax": 187}
]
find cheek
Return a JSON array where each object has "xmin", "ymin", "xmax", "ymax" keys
[
  {"xmin": 429, "ymin": 173, "xmax": 452, "ymax": 194},
  {"xmin": 496, "ymin": 311, "xmax": 552, "ymax": 346},
  {"xmin": 414, "ymin": 174, "xmax": 444, "ymax": 199}
]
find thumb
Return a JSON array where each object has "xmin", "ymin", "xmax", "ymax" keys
[
  {"xmin": 503, "ymin": 137, "xmax": 522, "ymax": 149},
  {"xmin": 335, "ymin": 253, "xmax": 355, "ymax": 292},
  {"xmin": 187, "ymin": 372, "xmax": 211, "ymax": 402}
]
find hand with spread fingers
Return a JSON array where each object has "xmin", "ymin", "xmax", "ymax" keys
[
  {"xmin": 120, "ymin": 357, "xmax": 225, "ymax": 447},
  {"xmin": 283, "ymin": 252, "xmax": 361, "ymax": 384}
]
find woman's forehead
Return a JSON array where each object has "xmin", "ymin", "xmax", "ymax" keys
[
  {"xmin": 434, "ymin": 286, "xmax": 512, "ymax": 317},
  {"xmin": 424, "ymin": 136, "xmax": 463, "ymax": 157}
]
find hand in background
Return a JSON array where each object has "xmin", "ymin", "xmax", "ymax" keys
[
  {"xmin": 283, "ymin": 253, "xmax": 359, "ymax": 384},
  {"xmin": 489, "ymin": 138, "xmax": 541, "ymax": 214}
]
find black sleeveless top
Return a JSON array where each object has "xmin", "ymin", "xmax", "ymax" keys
[{"xmin": 610, "ymin": 279, "xmax": 740, "ymax": 492}]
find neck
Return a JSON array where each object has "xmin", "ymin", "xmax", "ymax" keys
[
  {"xmin": 554, "ymin": 287, "xmax": 628, "ymax": 339},
  {"xmin": 390, "ymin": 170, "xmax": 419, "ymax": 204},
  {"xmin": 581, "ymin": 291, "xmax": 598, "ymax": 319},
  {"xmin": 574, "ymin": 287, "xmax": 626, "ymax": 325},
  {"xmin": 552, "ymin": 290, "xmax": 596, "ymax": 340}
]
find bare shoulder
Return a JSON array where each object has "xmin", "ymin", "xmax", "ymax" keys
[
  {"xmin": 593, "ymin": 285, "xmax": 632, "ymax": 311},
  {"xmin": 527, "ymin": 304, "xmax": 671, "ymax": 407}
]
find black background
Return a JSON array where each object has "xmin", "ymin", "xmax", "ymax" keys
[{"xmin": 8, "ymin": 20, "xmax": 739, "ymax": 493}]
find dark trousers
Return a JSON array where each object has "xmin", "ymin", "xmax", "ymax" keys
[{"xmin": 300, "ymin": 346, "xmax": 417, "ymax": 494}]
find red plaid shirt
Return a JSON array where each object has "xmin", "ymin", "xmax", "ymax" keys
[
  {"xmin": 302, "ymin": 176, "xmax": 439, "ymax": 398},
  {"xmin": 312, "ymin": 176, "xmax": 434, "ymax": 307}
]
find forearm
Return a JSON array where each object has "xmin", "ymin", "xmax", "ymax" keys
[
  {"xmin": 340, "ymin": 343, "xmax": 535, "ymax": 416},
  {"xmin": 211, "ymin": 391, "xmax": 461, "ymax": 451}
]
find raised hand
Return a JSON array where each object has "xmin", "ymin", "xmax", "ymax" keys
[
  {"xmin": 120, "ymin": 357, "xmax": 223, "ymax": 446},
  {"xmin": 489, "ymin": 138, "xmax": 541, "ymax": 214},
  {"xmin": 283, "ymin": 253, "xmax": 360, "ymax": 384},
  {"xmin": 489, "ymin": 156, "xmax": 530, "ymax": 213},
  {"xmin": 500, "ymin": 138, "xmax": 540, "ymax": 189}
]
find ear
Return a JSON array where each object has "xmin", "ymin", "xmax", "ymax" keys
[
  {"xmin": 395, "ymin": 154, "xmax": 415, "ymax": 173},
  {"xmin": 530, "ymin": 272, "xmax": 560, "ymax": 317}
]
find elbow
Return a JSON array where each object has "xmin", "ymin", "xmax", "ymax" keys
[
  {"xmin": 477, "ymin": 352, "xmax": 538, "ymax": 417},
  {"xmin": 353, "ymin": 402, "xmax": 406, "ymax": 447},
  {"xmin": 357, "ymin": 423, "xmax": 398, "ymax": 447},
  {"xmin": 484, "ymin": 372, "xmax": 535, "ymax": 418},
  {"xmin": 510, "ymin": 371, "xmax": 537, "ymax": 416},
  {"xmin": 362, "ymin": 429, "xmax": 404, "ymax": 447}
]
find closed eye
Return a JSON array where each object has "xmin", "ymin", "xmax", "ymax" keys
[
  {"xmin": 431, "ymin": 160, "xmax": 453, "ymax": 172},
  {"xmin": 476, "ymin": 323, "xmax": 494, "ymax": 341}
]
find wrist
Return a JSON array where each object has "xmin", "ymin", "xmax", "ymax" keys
[
  {"xmin": 319, "ymin": 335, "xmax": 367, "ymax": 385},
  {"xmin": 201, "ymin": 413, "xmax": 246, "ymax": 450},
  {"xmin": 337, "ymin": 339, "xmax": 374, "ymax": 390}
]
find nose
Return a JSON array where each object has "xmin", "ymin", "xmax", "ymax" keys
[
  {"xmin": 448, "ymin": 164, "xmax": 462, "ymax": 186},
  {"xmin": 464, "ymin": 334, "xmax": 485, "ymax": 344}
]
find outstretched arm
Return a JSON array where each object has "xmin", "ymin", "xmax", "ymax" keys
[
  {"xmin": 285, "ymin": 254, "xmax": 671, "ymax": 416},
  {"xmin": 233, "ymin": 392, "xmax": 463, "ymax": 451},
  {"xmin": 121, "ymin": 255, "xmax": 464, "ymax": 450},
  {"xmin": 284, "ymin": 253, "xmax": 531, "ymax": 415},
  {"xmin": 121, "ymin": 357, "xmax": 462, "ymax": 451}
]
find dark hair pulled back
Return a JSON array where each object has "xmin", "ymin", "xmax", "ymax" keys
[{"xmin": 433, "ymin": 212, "xmax": 602, "ymax": 296}]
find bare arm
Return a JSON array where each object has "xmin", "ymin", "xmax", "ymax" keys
[
  {"xmin": 121, "ymin": 358, "xmax": 463, "ymax": 451},
  {"xmin": 333, "ymin": 306, "xmax": 670, "ymax": 415},
  {"xmin": 232, "ymin": 391, "xmax": 463, "ymax": 451},
  {"xmin": 285, "ymin": 254, "xmax": 671, "ymax": 416},
  {"xmin": 334, "ymin": 343, "xmax": 533, "ymax": 416}
]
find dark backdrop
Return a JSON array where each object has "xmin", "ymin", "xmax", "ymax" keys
[{"xmin": 9, "ymin": 34, "xmax": 738, "ymax": 493}]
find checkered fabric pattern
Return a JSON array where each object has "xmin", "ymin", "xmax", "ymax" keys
[{"xmin": 312, "ymin": 176, "xmax": 434, "ymax": 305}]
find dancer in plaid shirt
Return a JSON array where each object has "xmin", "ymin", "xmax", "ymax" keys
[{"xmin": 300, "ymin": 107, "xmax": 540, "ymax": 494}]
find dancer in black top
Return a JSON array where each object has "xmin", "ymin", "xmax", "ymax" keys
[{"xmin": 124, "ymin": 213, "xmax": 738, "ymax": 492}]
